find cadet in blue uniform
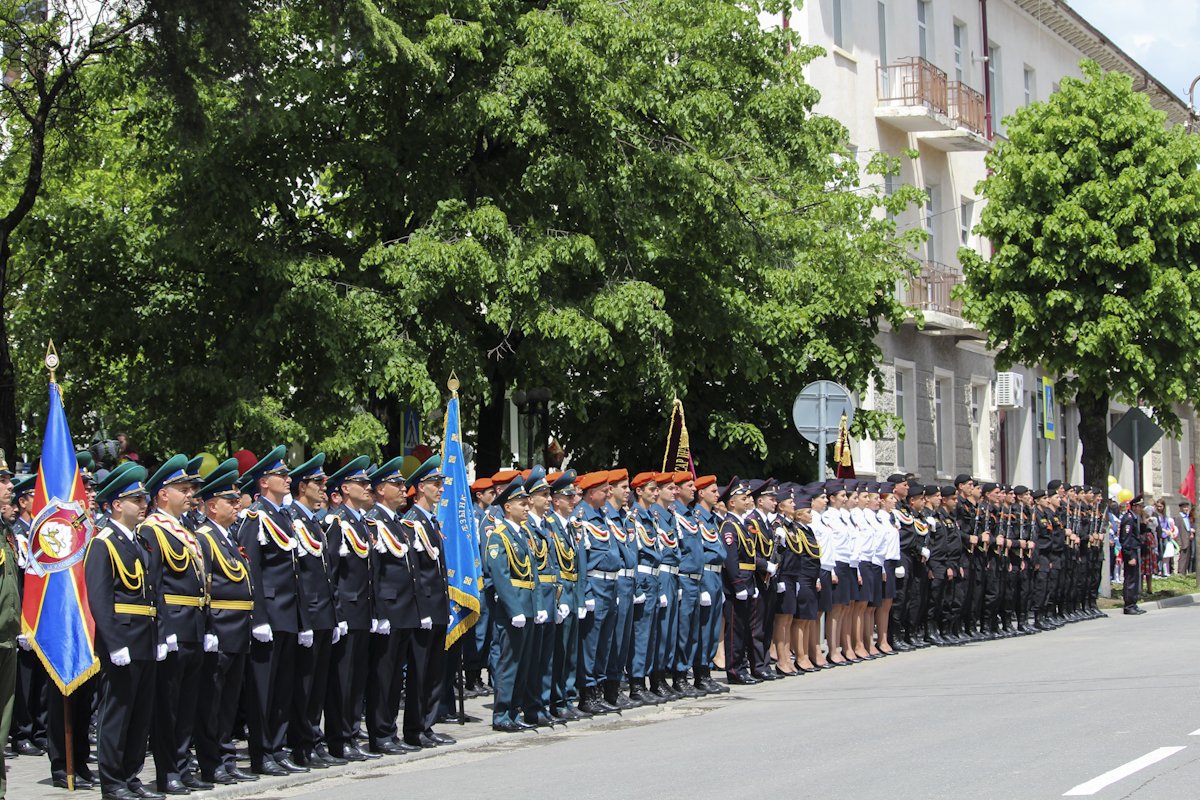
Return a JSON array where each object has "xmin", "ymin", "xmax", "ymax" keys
[
  {"xmin": 690, "ymin": 476, "xmax": 728, "ymax": 694},
  {"xmin": 649, "ymin": 472, "xmax": 684, "ymax": 698},
  {"xmin": 285, "ymin": 454, "xmax": 343, "ymax": 769},
  {"xmin": 574, "ymin": 472, "xmax": 620, "ymax": 715},
  {"xmin": 192, "ymin": 467, "xmax": 259, "ymax": 785},
  {"xmin": 322, "ymin": 457, "xmax": 380, "ymax": 763},
  {"xmin": 484, "ymin": 477, "xmax": 537, "ymax": 732},
  {"xmin": 544, "ymin": 471, "xmax": 588, "ymax": 719},
  {"xmin": 604, "ymin": 469, "xmax": 638, "ymax": 709},
  {"xmin": 671, "ymin": 472, "xmax": 705, "ymax": 697},
  {"xmin": 85, "ymin": 466, "xmax": 163, "ymax": 800},
  {"xmin": 520, "ymin": 466, "xmax": 560, "ymax": 726},
  {"xmin": 463, "ymin": 478, "xmax": 496, "ymax": 697},
  {"xmin": 626, "ymin": 473, "xmax": 662, "ymax": 705}
]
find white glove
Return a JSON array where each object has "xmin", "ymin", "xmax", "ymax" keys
[
  {"xmin": 511, "ymin": 614, "xmax": 527, "ymax": 628},
  {"xmin": 16, "ymin": 634, "xmax": 30, "ymax": 651},
  {"xmin": 331, "ymin": 625, "xmax": 342, "ymax": 645},
  {"xmin": 557, "ymin": 604, "xmax": 570, "ymax": 623},
  {"xmin": 585, "ymin": 598, "xmax": 596, "ymax": 612},
  {"xmin": 204, "ymin": 634, "xmax": 219, "ymax": 653},
  {"xmin": 776, "ymin": 581, "xmax": 786, "ymax": 593},
  {"xmin": 156, "ymin": 643, "xmax": 168, "ymax": 661},
  {"xmin": 753, "ymin": 586, "xmax": 760, "ymax": 599},
  {"xmin": 252, "ymin": 624, "xmax": 273, "ymax": 643},
  {"xmin": 535, "ymin": 609, "xmax": 549, "ymax": 625},
  {"xmin": 895, "ymin": 566, "xmax": 907, "ymax": 579},
  {"xmin": 766, "ymin": 562, "xmax": 778, "ymax": 576},
  {"xmin": 658, "ymin": 594, "xmax": 668, "ymax": 608},
  {"xmin": 677, "ymin": 588, "xmax": 682, "ymax": 601},
  {"xmin": 699, "ymin": 591, "xmax": 712, "ymax": 607},
  {"xmin": 378, "ymin": 619, "xmax": 392, "ymax": 635},
  {"xmin": 921, "ymin": 547, "xmax": 931, "ymax": 559},
  {"xmin": 420, "ymin": 617, "xmax": 433, "ymax": 630},
  {"xmin": 634, "ymin": 593, "xmax": 647, "ymax": 605},
  {"xmin": 735, "ymin": 589, "xmax": 749, "ymax": 600},
  {"xmin": 338, "ymin": 620, "xmax": 348, "ymax": 637},
  {"xmin": 370, "ymin": 618, "xmax": 380, "ymax": 633},
  {"xmin": 166, "ymin": 633, "xmax": 179, "ymax": 652},
  {"xmin": 774, "ymin": 527, "xmax": 787, "ymax": 543},
  {"xmin": 110, "ymin": 647, "xmax": 131, "ymax": 667},
  {"xmin": 577, "ymin": 607, "xmax": 587, "ymax": 619},
  {"xmin": 299, "ymin": 630, "xmax": 314, "ymax": 648},
  {"xmin": 449, "ymin": 614, "xmax": 455, "ymax": 626}
]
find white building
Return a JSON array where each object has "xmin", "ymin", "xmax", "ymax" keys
[{"xmin": 777, "ymin": 0, "xmax": 1194, "ymax": 498}]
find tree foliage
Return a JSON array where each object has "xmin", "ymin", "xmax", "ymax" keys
[{"xmin": 958, "ymin": 61, "xmax": 1200, "ymax": 484}]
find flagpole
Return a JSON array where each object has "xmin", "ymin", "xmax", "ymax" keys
[{"xmin": 448, "ymin": 373, "xmax": 467, "ymax": 726}]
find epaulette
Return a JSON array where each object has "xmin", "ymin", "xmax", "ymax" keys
[
  {"xmin": 96, "ymin": 527, "xmax": 113, "ymax": 541},
  {"xmin": 195, "ymin": 525, "xmax": 212, "ymax": 535},
  {"xmin": 324, "ymin": 514, "xmax": 338, "ymax": 525},
  {"xmin": 244, "ymin": 509, "xmax": 261, "ymax": 520}
]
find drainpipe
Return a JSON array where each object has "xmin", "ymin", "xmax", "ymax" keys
[{"xmin": 979, "ymin": 0, "xmax": 992, "ymax": 139}]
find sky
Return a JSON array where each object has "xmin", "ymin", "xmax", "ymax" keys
[{"xmin": 1068, "ymin": 0, "xmax": 1199, "ymax": 104}]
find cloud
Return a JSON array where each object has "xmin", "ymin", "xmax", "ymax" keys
[{"xmin": 1068, "ymin": 0, "xmax": 1198, "ymax": 98}]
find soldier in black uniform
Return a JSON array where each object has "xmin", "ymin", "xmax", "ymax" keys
[
  {"xmin": 192, "ymin": 467, "xmax": 258, "ymax": 785},
  {"xmin": 978, "ymin": 483, "xmax": 1004, "ymax": 639},
  {"xmin": 9, "ymin": 474, "xmax": 47, "ymax": 759},
  {"xmin": 952, "ymin": 476, "xmax": 979, "ymax": 640},
  {"xmin": 1119, "ymin": 495, "xmax": 1146, "ymax": 615},
  {"xmin": 236, "ymin": 446, "xmax": 309, "ymax": 776},
  {"xmin": 362, "ymin": 457, "xmax": 426, "ymax": 755},
  {"xmin": 927, "ymin": 486, "xmax": 959, "ymax": 644},
  {"xmin": 321, "ymin": 457, "xmax": 380, "ymax": 763},
  {"xmin": 285, "ymin": 454, "xmax": 344, "ymax": 769},
  {"xmin": 85, "ymin": 466, "xmax": 164, "ymax": 800},
  {"xmin": 720, "ymin": 478, "xmax": 760, "ymax": 684},
  {"xmin": 139, "ymin": 454, "xmax": 208, "ymax": 794}
]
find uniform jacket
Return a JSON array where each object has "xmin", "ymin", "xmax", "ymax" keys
[
  {"xmin": 365, "ymin": 504, "xmax": 425, "ymax": 628},
  {"xmin": 288, "ymin": 502, "xmax": 340, "ymax": 631},
  {"xmin": 139, "ymin": 511, "xmax": 206, "ymax": 644},
  {"xmin": 236, "ymin": 498, "xmax": 303, "ymax": 633},
  {"xmin": 402, "ymin": 505, "xmax": 450, "ymax": 623},
  {"xmin": 485, "ymin": 518, "xmax": 536, "ymax": 620},
  {"xmin": 324, "ymin": 505, "xmax": 374, "ymax": 631},
  {"xmin": 84, "ymin": 521, "xmax": 158, "ymax": 661},
  {"xmin": 195, "ymin": 518, "xmax": 254, "ymax": 653}
]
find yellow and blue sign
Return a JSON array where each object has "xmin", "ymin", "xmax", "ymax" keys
[{"xmin": 1042, "ymin": 377, "xmax": 1056, "ymax": 440}]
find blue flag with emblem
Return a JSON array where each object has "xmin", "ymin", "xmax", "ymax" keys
[
  {"xmin": 22, "ymin": 365, "xmax": 100, "ymax": 694},
  {"xmin": 437, "ymin": 387, "xmax": 482, "ymax": 648}
]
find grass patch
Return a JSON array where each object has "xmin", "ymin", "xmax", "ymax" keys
[{"xmin": 1098, "ymin": 573, "xmax": 1198, "ymax": 608}]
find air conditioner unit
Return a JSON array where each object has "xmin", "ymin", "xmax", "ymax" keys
[{"xmin": 995, "ymin": 372, "xmax": 1024, "ymax": 409}]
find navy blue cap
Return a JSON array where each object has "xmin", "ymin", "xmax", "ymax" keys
[
  {"xmin": 551, "ymin": 469, "xmax": 578, "ymax": 495},
  {"xmin": 496, "ymin": 475, "xmax": 528, "ymax": 505},
  {"xmin": 525, "ymin": 465, "xmax": 548, "ymax": 494},
  {"xmin": 824, "ymin": 480, "xmax": 844, "ymax": 494},
  {"xmin": 748, "ymin": 478, "xmax": 776, "ymax": 499},
  {"xmin": 405, "ymin": 455, "xmax": 444, "ymax": 489},
  {"xmin": 718, "ymin": 477, "xmax": 751, "ymax": 505}
]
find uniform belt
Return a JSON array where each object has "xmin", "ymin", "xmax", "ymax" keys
[
  {"xmin": 617, "ymin": 568, "xmax": 634, "ymax": 578},
  {"xmin": 538, "ymin": 575, "xmax": 558, "ymax": 583},
  {"xmin": 586, "ymin": 570, "xmax": 618, "ymax": 581},
  {"xmin": 636, "ymin": 565, "xmax": 658, "ymax": 575},
  {"xmin": 680, "ymin": 572, "xmax": 701, "ymax": 580},
  {"xmin": 163, "ymin": 594, "xmax": 206, "ymax": 608},
  {"xmin": 659, "ymin": 565, "xmax": 679, "ymax": 576},
  {"xmin": 703, "ymin": 564, "xmax": 722, "ymax": 573},
  {"xmin": 209, "ymin": 599, "xmax": 253, "ymax": 611},
  {"xmin": 114, "ymin": 602, "xmax": 156, "ymax": 617},
  {"xmin": 738, "ymin": 562, "xmax": 755, "ymax": 571},
  {"xmin": 511, "ymin": 579, "xmax": 534, "ymax": 589},
  {"xmin": 560, "ymin": 570, "xmax": 578, "ymax": 582}
]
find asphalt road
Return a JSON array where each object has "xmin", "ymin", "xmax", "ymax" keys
[{"xmin": 13, "ymin": 604, "xmax": 1200, "ymax": 799}]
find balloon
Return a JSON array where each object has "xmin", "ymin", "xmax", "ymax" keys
[
  {"xmin": 233, "ymin": 449, "xmax": 258, "ymax": 476},
  {"xmin": 1110, "ymin": 484, "xmax": 1123, "ymax": 498},
  {"xmin": 1107, "ymin": 475, "xmax": 1118, "ymax": 485},
  {"xmin": 1118, "ymin": 488, "xmax": 1133, "ymax": 503},
  {"xmin": 411, "ymin": 444, "xmax": 434, "ymax": 463},
  {"xmin": 401, "ymin": 455, "xmax": 422, "ymax": 478},
  {"xmin": 195, "ymin": 452, "xmax": 220, "ymax": 478}
]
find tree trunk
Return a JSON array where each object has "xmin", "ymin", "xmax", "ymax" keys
[
  {"xmin": 1077, "ymin": 389, "xmax": 1111, "ymax": 496},
  {"xmin": 474, "ymin": 366, "xmax": 508, "ymax": 476},
  {"xmin": 0, "ymin": 235, "xmax": 17, "ymax": 461}
]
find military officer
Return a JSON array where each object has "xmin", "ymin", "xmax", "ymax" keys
[
  {"xmin": 401, "ymin": 456, "xmax": 457, "ymax": 747},
  {"xmin": 744, "ymin": 480, "xmax": 778, "ymax": 680},
  {"xmin": 8, "ymin": 474, "xmax": 46, "ymax": 760},
  {"xmin": 483, "ymin": 476, "xmax": 536, "ymax": 732},
  {"xmin": 544, "ymin": 471, "xmax": 587, "ymax": 719},
  {"xmin": 671, "ymin": 472, "xmax": 705, "ymax": 697},
  {"xmin": 285, "ymin": 454, "xmax": 343, "ymax": 769},
  {"xmin": 626, "ymin": 473, "xmax": 662, "ymax": 705},
  {"xmin": 603, "ymin": 469, "xmax": 637, "ymax": 709},
  {"xmin": 650, "ymin": 472, "xmax": 684, "ymax": 697},
  {"xmin": 321, "ymin": 457, "xmax": 379, "ymax": 763},
  {"xmin": 690, "ymin": 475, "xmax": 727, "ymax": 693},
  {"xmin": 236, "ymin": 446, "xmax": 309, "ymax": 776},
  {"xmin": 192, "ymin": 467, "xmax": 258, "ymax": 785},
  {"xmin": 1119, "ymin": 495, "xmax": 1145, "ymax": 615},
  {"xmin": 85, "ymin": 466, "xmax": 162, "ymax": 800},
  {"xmin": 519, "ymin": 466, "xmax": 561, "ymax": 725},
  {"xmin": 721, "ymin": 478, "xmax": 761, "ymax": 684},
  {"xmin": 573, "ymin": 472, "xmax": 620, "ymax": 715}
]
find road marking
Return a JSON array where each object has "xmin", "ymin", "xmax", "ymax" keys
[
  {"xmin": 1190, "ymin": 728, "xmax": 1200, "ymax": 736},
  {"xmin": 1063, "ymin": 747, "xmax": 1186, "ymax": 796}
]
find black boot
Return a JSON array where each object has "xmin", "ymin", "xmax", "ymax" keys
[
  {"xmin": 628, "ymin": 677, "xmax": 655, "ymax": 705},
  {"xmin": 673, "ymin": 671, "xmax": 704, "ymax": 698}
]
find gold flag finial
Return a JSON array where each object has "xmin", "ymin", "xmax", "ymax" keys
[
  {"xmin": 447, "ymin": 371, "xmax": 460, "ymax": 397},
  {"xmin": 45, "ymin": 340, "xmax": 60, "ymax": 384}
]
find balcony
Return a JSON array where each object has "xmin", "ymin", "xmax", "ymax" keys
[
  {"xmin": 876, "ymin": 57, "xmax": 992, "ymax": 152},
  {"xmin": 901, "ymin": 261, "xmax": 983, "ymax": 337}
]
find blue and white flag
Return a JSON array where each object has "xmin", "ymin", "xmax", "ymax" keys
[{"xmin": 437, "ymin": 393, "xmax": 482, "ymax": 648}]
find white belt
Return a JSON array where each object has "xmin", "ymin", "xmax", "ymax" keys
[
  {"xmin": 681, "ymin": 572, "xmax": 701, "ymax": 580},
  {"xmin": 636, "ymin": 565, "xmax": 659, "ymax": 575},
  {"xmin": 618, "ymin": 568, "xmax": 635, "ymax": 578},
  {"xmin": 703, "ymin": 564, "xmax": 722, "ymax": 573},
  {"xmin": 587, "ymin": 570, "xmax": 618, "ymax": 580},
  {"xmin": 660, "ymin": 565, "xmax": 679, "ymax": 576}
]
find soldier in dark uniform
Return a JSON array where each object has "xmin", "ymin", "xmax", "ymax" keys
[
  {"xmin": 978, "ymin": 482, "xmax": 1004, "ymax": 639},
  {"xmin": 192, "ymin": 467, "xmax": 258, "ymax": 785},
  {"xmin": 137, "ymin": 454, "xmax": 208, "ymax": 794},
  {"xmin": 361, "ymin": 456, "xmax": 425, "ymax": 755},
  {"xmin": 321, "ymin": 457, "xmax": 379, "ymax": 763},
  {"xmin": 85, "ymin": 466, "xmax": 163, "ymax": 800},
  {"xmin": 544, "ymin": 471, "xmax": 588, "ymax": 718},
  {"xmin": 236, "ymin": 446, "xmax": 309, "ymax": 776},
  {"xmin": 1119, "ymin": 495, "xmax": 1146, "ymax": 614},
  {"xmin": 926, "ymin": 486, "xmax": 958, "ymax": 644},
  {"xmin": 8, "ymin": 474, "xmax": 46, "ymax": 759},
  {"xmin": 743, "ymin": 480, "xmax": 778, "ymax": 680},
  {"xmin": 285, "ymin": 454, "xmax": 344, "ymax": 769},
  {"xmin": 573, "ymin": 472, "xmax": 620, "ymax": 715},
  {"xmin": 720, "ymin": 478, "xmax": 761, "ymax": 684},
  {"xmin": 604, "ymin": 470, "xmax": 638, "ymax": 709},
  {"xmin": 401, "ymin": 456, "xmax": 456, "ymax": 747},
  {"xmin": 626, "ymin": 472, "xmax": 662, "ymax": 705},
  {"xmin": 690, "ymin": 475, "xmax": 727, "ymax": 693},
  {"xmin": 518, "ymin": 465, "xmax": 559, "ymax": 725}
]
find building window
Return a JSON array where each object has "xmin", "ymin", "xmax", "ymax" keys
[
  {"xmin": 934, "ymin": 374, "xmax": 953, "ymax": 476},
  {"xmin": 1023, "ymin": 66, "xmax": 1035, "ymax": 106},
  {"xmin": 832, "ymin": 0, "xmax": 847, "ymax": 49},
  {"xmin": 895, "ymin": 364, "xmax": 916, "ymax": 470},
  {"xmin": 953, "ymin": 21, "xmax": 966, "ymax": 83},
  {"xmin": 970, "ymin": 379, "xmax": 991, "ymax": 478},
  {"xmin": 960, "ymin": 196, "xmax": 974, "ymax": 245},
  {"xmin": 924, "ymin": 184, "xmax": 939, "ymax": 263},
  {"xmin": 988, "ymin": 42, "xmax": 1002, "ymax": 131},
  {"xmin": 917, "ymin": 0, "xmax": 930, "ymax": 61}
]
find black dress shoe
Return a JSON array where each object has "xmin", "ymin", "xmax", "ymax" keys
[
  {"xmin": 314, "ymin": 747, "xmax": 348, "ymax": 767},
  {"xmin": 208, "ymin": 769, "xmax": 238, "ymax": 786},
  {"xmin": 726, "ymin": 671, "xmax": 759, "ymax": 685},
  {"xmin": 492, "ymin": 720, "xmax": 526, "ymax": 733},
  {"xmin": 182, "ymin": 774, "xmax": 214, "ymax": 790},
  {"xmin": 428, "ymin": 731, "xmax": 456, "ymax": 745},
  {"xmin": 157, "ymin": 779, "xmax": 190, "ymax": 795},
  {"xmin": 18, "ymin": 739, "xmax": 46, "ymax": 756},
  {"xmin": 276, "ymin": 756, "xmax": 310, "ymax": 773},
  {"xmin": 341, "ymin": 743, "xmax": 373, "ymax": 761},
  {"xmin": 101, "ymin": 790, "xmax": 141, "ymax": 800},
  {"xmin": 135, "ymin": 788, "xmax": 168, "ymax": 800},
  {"xmin": 253, "ymin": 760, "xmax": 289, "ymax": 777},
  {"xmin": 54, "ymin": 776, "xmax": 96, "ymax": 790},
  {"xmin": 751, "ymin": 669, "xmax": 776, "ymax": 681},
  {"xmin": 227, "ymin": 767, "xmax": 259, "ymax": 782},
  {"xmin": 372, "ymin": 741, "xmax": 411, "ymax": 755}
]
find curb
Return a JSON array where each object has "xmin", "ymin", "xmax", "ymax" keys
[{"xmin": 1153, "ymin": 591, "xmax": 1199, "ymax": 609}]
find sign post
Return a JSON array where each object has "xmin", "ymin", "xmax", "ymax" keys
[{"xmin": 792, "ymin": 381, "xmax": 855, "ymax": 479}]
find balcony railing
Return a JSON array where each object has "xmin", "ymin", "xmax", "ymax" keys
[
  {"xmin": 877, "ymin": 57, "xmax": 948, "ymax": 115},
  {"xmin": 903, "ymin": 261, "xmax": 963, "ymax": 317},
  {"xmin": 948, "ymin": 81, "xmax": 986, "ymax": 135}
]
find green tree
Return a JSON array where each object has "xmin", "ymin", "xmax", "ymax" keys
[{"xmin": 959, "ymin": 61, "xmax": 1200, "ymax": 488}]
